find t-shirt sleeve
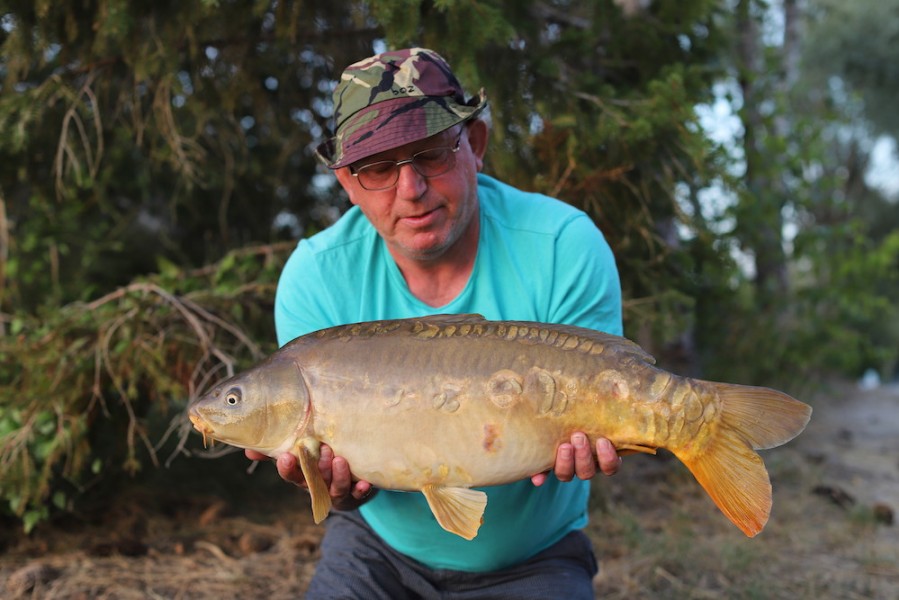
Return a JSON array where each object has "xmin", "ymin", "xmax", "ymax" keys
[
  {"xmin": 273, "ymin": 241, "xmax": 337, "ymax": 346},
  {"xmin": 547, "ymin": 214, "xmax": 623, "ymax": 336}
]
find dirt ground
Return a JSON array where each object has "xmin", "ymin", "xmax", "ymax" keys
[{"xmin": 2, "ymin": 381, "xmax": 897, "ymax": 599}]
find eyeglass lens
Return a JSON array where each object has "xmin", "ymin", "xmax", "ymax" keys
[{"xmin": 353, "ymin": 138, "xmax": 461, "ymax": 190}]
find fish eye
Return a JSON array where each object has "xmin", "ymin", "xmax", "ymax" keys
[{"xmin": 225, "ymin": 388, "xmax": 242, "ymax": 406}]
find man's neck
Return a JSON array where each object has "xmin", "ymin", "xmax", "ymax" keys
[
  {"xmin": 390, "ymin": 221, "xmax": 479, "ymax": 308},
  {"xmin": 397, "ymin": 256, "xmax": 475, "ymax": 307}
]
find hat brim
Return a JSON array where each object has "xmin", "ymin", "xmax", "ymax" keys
[{"xmin": 316, "ymin": 93, "xmax": 487, "ymax": 169}]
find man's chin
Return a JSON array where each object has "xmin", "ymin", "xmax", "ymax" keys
[{"xmin": 393, "ymin": 237, "xmax": 453, "ymax": 262}]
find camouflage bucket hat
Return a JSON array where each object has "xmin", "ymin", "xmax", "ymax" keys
[{"xmin": 315, "ymin": 47, "xmax": 487, "ymax": 169}]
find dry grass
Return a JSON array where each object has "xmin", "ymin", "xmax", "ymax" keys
[
  {"xmin": 590, "ymin": 453, "xmax": 898, "ymax": 599},
  {"xmin": 1, "ymin": 481, "xmax": 323, "ymax": 599}
]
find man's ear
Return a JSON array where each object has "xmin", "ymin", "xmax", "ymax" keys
[
  {"xmin": 334, "ymin": 168, "xmax": 359, "ymax": 205},
  {"xmin": 465, "ymin": 119, "xmax": 489, "ymax": 170}
]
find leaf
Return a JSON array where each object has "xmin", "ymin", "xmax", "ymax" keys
[
  {"xmin": 10, "ymin": 318, "xmax": 25, "ymax": 335},
  {"xmin": 23, "ymin": 506, "xmax": 48, "ymax": 534}
]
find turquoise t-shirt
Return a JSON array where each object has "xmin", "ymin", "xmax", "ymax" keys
[{"xmin": 274, "ymin": 173, "xmax": 622, "ymax": 572}]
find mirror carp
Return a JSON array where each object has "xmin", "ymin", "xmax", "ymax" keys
[{"xmin": 188, "ymin": 314, "xmax": 812, "ymax": 540}]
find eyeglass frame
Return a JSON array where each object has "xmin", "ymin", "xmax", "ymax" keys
[{"xmin": 348, "ymin": 129, "xmax": 465, "ymax": 191}]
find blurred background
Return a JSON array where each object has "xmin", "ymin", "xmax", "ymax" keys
[{"xmin": 0, "ymin": 1, "xmax": 897, "ymax": 596}]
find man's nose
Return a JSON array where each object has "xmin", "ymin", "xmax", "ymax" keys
[{"xmin": 394, "ymin": 162, "xmax": 427, "ymax": 200}]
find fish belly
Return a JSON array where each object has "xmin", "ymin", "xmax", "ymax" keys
[
  {"xmin": 321, "ymin": 400, "xmax": 568, "ymax": 490},
  {"xmin": 297, "ymin": 331, "xmax": 657, "ymax": 491}
]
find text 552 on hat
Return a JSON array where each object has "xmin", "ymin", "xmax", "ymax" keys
[{"xmin": 316, "ymin": 48, "xmax": 487, "ymax": 170}]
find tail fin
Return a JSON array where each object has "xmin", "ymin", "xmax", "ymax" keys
[{"xmin": 674, "ymin": 383, "xmax": 812, "ymax": 537}]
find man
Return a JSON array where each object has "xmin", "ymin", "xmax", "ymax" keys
[{"xmin": 246, "ymin": 47, "xmax": 623, "ymax": 599}]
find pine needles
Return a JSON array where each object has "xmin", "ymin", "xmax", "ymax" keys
[{"xmin": 0, "ymin": 243, "xmax": 291, "ymax": 531}]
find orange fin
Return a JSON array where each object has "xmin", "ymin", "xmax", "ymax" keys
[
  {"xmin": 675, "ymin": 383, "xmax": 811, "ymax": 537},
  {"xmin": 616, "ymin": 443, "xmax": 657, "ymax": 456},
  {"xmin": 711, "ymin": 383, "xmax": 812, "ymax": 450},
  {"xmin": 678, "ymin": 424, "xmax": 772, "ymax": 537},
  {"xmin": 295, "ymin": 440, "xmax": 332, "ymax": 524},
  {"xmin": 421, "ymin": 485, "xmax": 487, "ymax": 540}
]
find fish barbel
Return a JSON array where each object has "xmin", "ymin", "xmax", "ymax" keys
[{"xmin": 188, "ymin": 314, "xmax": 811, "ymax": 540}]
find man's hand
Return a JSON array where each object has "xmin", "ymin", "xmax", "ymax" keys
[
  {"xmin": 244, "ymin": 446, "xmax": 376, "ymax": 511},
  {"xmin": 531, "ymin": 434, "xmax": 622, "ymax": 487}
]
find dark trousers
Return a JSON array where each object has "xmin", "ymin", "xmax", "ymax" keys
[{"xmin": 305, "ymin": 511, "xmax": 598, "ymax": 599}]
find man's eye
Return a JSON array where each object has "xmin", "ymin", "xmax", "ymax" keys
[
  {"xmin": 360, "ymin": 161, "xmax": 395, "ymax": 175},
  {"xmin": 415, "ymin": 148, "xmax": 446, "ymax": 164}
]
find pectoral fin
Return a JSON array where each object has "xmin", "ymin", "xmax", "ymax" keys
[
  {"xmin": 294, "ymin": 441, "xmax": 332, "ymax": 524},
  {"xmin": 421, "ymin": 485, "xmax": 487, "ymax": 540}
]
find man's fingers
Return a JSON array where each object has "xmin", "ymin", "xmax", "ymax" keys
[
  {"xmin": 572, "ymin": 433, "xmax": 597, "ymax": 480},
  {"xmin": 351, "ymin": 481, "xmax": 374, "ymax": 502},
  {"xmin": 276, "ymin": 453, "xmax": 304, "ymax": 486},
  {"xmin": 318, "ymin": 444, "xmax": 335, "ymax": 484},
  {"xmin": 530, "ymin": 471, "xmax": 549, "ymax": 487},
  {"xmin": 596, "ymin": 437, "xmax": 622, "ymax": 476},
  {"xmin": 245, "ymin": 449, "xmax": 269, "ymax": 462},
  {"xmin": 554, "ymin": 443, "xmax": 575, "ymax": 482},
  {"xmin": 329, "ymin": 456, "xmax": 352, "ymax": 498}
]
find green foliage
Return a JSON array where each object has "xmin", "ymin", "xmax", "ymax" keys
[
  {"xmin": 803, "ymin": 0, "xmax": 899, "ymax": 138},
  {"xmin": 0, "ymin": 406, "xmax": 85, "ymax": 533},
  {"xmin": 0, "ymin": 243, "xmax": 290, "ymax": 531},
  {"xmin": 795, "ymin": 227, "xmax": 899, "ymax": 377},
  {"xmin": 677, "ymin": 0, "xmax": 899, "ymax": 387},
  {"xmin": 2, "ymin": 0, "xmax": 898, "ymax": 531},
  {"xmin": 695, "ymin": 222, "xmax": 899, "ymax": 391},
  {"xmin": 0, "ymin": 0, "xmax": 375, "ymax": 311},
  {"xmin": 398, "ymin": 1, "xmax": 731, "ymax": 344},
  {"xmin": 0, "ymin": 0, "xmax": 736, "ymax": 353}
]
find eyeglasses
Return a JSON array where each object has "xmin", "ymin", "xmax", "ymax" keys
[{"xmin": 349, "ymin": 132, "xmax": 463, "ymax": 191}]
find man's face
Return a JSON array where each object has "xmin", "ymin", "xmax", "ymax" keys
[{"xmin": 335, "ymin": 120, "xmax": 488, "ymax": 263}]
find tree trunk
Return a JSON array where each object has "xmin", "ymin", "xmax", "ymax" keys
[{"xmin": 736, "ymin": 0, "xmax": 790, "ymax": 308}]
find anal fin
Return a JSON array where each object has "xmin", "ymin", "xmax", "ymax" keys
[{"xmin": 421, "ymin": 485, "xmax": 487, "ymax": 540}]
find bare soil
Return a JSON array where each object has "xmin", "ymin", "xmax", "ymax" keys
[{"xmin": 2, "ymin": 382, "xmax": 898, "ymax": 599}]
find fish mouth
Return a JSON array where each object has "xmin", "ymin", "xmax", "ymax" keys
[{"xmin": 188, "ymin": 413, "xmax": 215, "ymax": 448}]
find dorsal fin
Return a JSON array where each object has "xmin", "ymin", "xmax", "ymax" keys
[
  {"xmin": 307, "ymin": 315, "xmax": 654, "ymax": 365},
  {"xmin": 415, "ymin": 315, "xmax": 655, "ymax": 365},
  {"xmin": 523, "ymin": 321, "xmax": 656, "ymax": 364},
  {"xmin": 418, "ymin": 313, "xmax": 487, "ymax": 323}
]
